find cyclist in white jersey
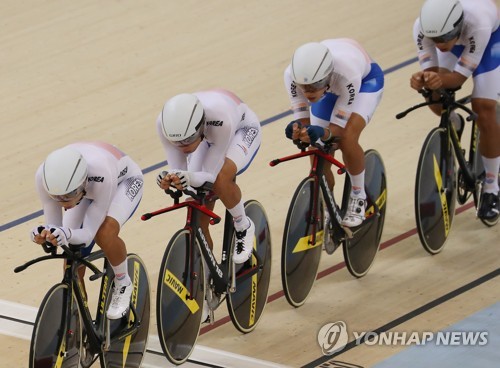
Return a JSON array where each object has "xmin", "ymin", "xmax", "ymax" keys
[
  {"xmin": 284, "ymin": 38, "xmax": 384, "ymax": 228},
  {"xmin": 411, "ymin": 0, "xmax": 500, "ymax": 221},
  {"xmin": 156, "ymin": 89, "xmax": 261, "ymax": 263},
  {"xmin": 30, "ymin": 141, "xmax": 144, "ymax": 319},
  {"xmin": 156, "ymin": 89, "xmax": 261, "ymax": 322}
]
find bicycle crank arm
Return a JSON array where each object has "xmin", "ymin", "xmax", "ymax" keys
[
  {"xmin": 341, "ymin": 226, "xmax": 353, "ymax": 239},
  {"xmin": 105, "ymin": 320, "xmax": 111, "ymax": 351},
  {"xmin": 230, "ymin": 261, "xmax": 236, "ymax": 292}
]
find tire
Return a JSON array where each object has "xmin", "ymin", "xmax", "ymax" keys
[
  {"xmin": 30, "ymin": 283, "xmax": 82, "ymax": 368},
  {"xmin": 227, "ymin": 200, "xmax": 272, "ymax": 333},
  {"xmin": 281, "ymin": 177, "xmax": 322, "ymax": 307},
  {"xmin": 343, "ymin": 149, "xmax": 387, "ymax": 277},
  {"xmin": 156, "ymin": 229, "xmax": 204, "ymax": 365},
  {"xmin": 415, "ymin": 127, "xmax": 457, "ymax": 254},
  {"xmin": 100, "ymin": 254, "xmax": 151, "ymax": 368}
]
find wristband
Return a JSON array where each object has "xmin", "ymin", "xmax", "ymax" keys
[{"xmin": 321, "ymin": 128, "xmax": 333, "ymax": 143}]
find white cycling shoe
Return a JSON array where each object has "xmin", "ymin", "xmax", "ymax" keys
[
  {"xmin": 341, "ymin": 196, "xmax": 367, "ymax": 228},
  {"xmin": 232, "ymin": 219, "xmax": 255, "ymax": 264},
  {"xmin": 106, "ymin": 280, "xmax": 132, "ymax": 320}
]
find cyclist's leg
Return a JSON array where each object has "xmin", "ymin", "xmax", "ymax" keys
[
  {"xmin": 100, "ymin": 165, "xmax": 144, "ymax": 319},
  {"xmin": 221, "ymin": 115, "xmax": 261, "ymax": 264},
  {"xmin": 471, "ymin": 30, "xmax": 500, "ymax": 220},
  {"xmin": 472, "ymin": 99, "xmax": 500, "ymax": 220},
  {"xmin": 339, "ymin": 84, "xmax": 383, "ymax": 226}
]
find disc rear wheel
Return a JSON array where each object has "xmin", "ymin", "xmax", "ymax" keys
[
  {"xmin": 227, "ymin": 200, "xmax": 272, "ymax": 333},
  {"xmin": 101, "ymin": 254, "xmax": 151, "ymax": 368},
  {"xmin": 343, "ymin": 149, "xmax": 387, "ymax": 277}
]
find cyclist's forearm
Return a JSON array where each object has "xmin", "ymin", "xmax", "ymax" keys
[
  {"xmin": 437, "ymin": 71, "xmax": 467, "ymax": 90},
  {"xmin": 68, "ymin": 228, "xmax": 94, "ymax": 247}
]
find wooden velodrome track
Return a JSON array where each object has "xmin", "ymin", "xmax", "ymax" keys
[{"xmin": 1, "ymin": 1, "xmax": 499, "ymax": 367}]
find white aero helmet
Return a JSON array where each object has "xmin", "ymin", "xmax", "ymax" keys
[
  {"xmin": 291, "ymin": 42, "xmax": 334, "ymax": 92},
  {"xmin": 420, "ymin": 0, "xmax": 464, "ymax": 42},
  {"xmin": 42, "ymin": 146, "xmax": 88, "ymax": 201},
  {"xmin": 160, "ymin": 93, "xmax": 205, "ymax": 146}
]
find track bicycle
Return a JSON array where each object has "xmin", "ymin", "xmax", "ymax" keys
[
  {"xmin": 15, "ymin": 240, "xmax": 150, "ymax": 368},
  {"xmin": 396, "ymin": 88, "xmax": 498, "ymax": 255},
  {"xmin": 141, "ymin": 183, "xmax": 272, "ymax": 365},
  {"xmin": 270, "ymin": 140, "xmax": 387, "ymax": 307}
]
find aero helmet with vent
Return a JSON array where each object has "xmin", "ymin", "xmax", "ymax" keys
[
  {"xmin": 291, "ymin": 42, "xmax": 334, "ymax": 92},
  {"xmin": 160, "ymin": 93, "xmax": 205, "ymax": 146},
  {"xmin": 42, "ymin": 146, "xmax": 88, "ymax": 202},
  {"xmin": 420, "ymin": 0, "xmax": 464, "ymax": 43}
]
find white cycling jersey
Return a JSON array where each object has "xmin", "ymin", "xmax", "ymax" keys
[
  {"xmin": 413, "ymin": 0, "xmax": 499, "ymax": 78},
  {"xmin": 156, "ymin": 89, "xmax": 261, "ymax": 186},
  {"xmin": 35, "ymin": 141, "xmax": 144, "ymax": 247},
  {"xmin": 284, "ymin": 38, "xmax": 384, "ymax": 128}
]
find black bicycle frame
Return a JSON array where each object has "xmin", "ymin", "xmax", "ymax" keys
[
  {"xmin": 15, "ymin": 245, "xmax": 140, "ymax": 356},
  {"xmin": 270, "ymin": 146, "xmax": 348, "ymax": 246},
  {"xmin": 143, "ymin": 187, "xmax": 263, "ymax": 299},
  {"xmin": 397, "ymin": 89, "xmax": 478, "ymax": 188}
]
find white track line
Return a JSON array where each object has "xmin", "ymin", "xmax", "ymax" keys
[{"xmin": 0, "ymin": 299, "xmax": 290, "ymax": 368}]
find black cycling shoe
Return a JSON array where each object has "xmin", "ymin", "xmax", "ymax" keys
[{"xmin": 477, "ymin": 192, "xmax": 500, "ymax": 221}]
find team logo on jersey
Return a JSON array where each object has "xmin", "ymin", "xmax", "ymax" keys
[
  {"xmin": 345, "ymin": 83, "xmax": 356, "ymax": 105},
  {"xmin": 206, "ymin": 120, "xmax": 223, "ymax": 126},
  {"xmin": 88, "ymin": 176, "xmax": 104, "ymax": 182},
  {"xmin": 125, "ymin": 176, "xmax": 144, "ymax": 201},
  {"xmin": 417, "ymin": 33, "xmax": 424, "ymax": 51},
  {"xmin": 118, "ymin": 166, "xmax": 128, "ymax": 179},
  {"xmin": 242, "ymin": 127, "xmax": 258, "ymax": 147},
  {"xmin": 290, "ymin": 81, "xmax": 299, "ymax": 97},
  {"xmin": 468, "ymin": 37, "xmax": 476, "ymax": 53}
]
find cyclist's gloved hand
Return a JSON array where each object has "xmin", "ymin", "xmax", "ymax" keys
[
  {"xmin": 156, "ymin": 170, "xmax": 168, "ymax": 188},
  {"xmin": 49, "ymin": 227, "xmax": 72, "ymax": 247},
  {"xmin": 30, "ymin": 225, "xmax": 48, "ymax": 243},
  {"xmin": 293, "ymin": 139, "xmax": 310, "ymax": 150},
  {"xmin": 306, "ymin": 125, "xmax": 324, "ymax": 143},
  {"xmin": 285, "ymin": 120, "xmax": 302, "ymax": 140},
  {"xmin": 172, "ymin": 170, "xmax": 191, "ymax": 190}
]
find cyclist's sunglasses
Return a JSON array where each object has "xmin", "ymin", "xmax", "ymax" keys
[
  {"xmin": 295, "ymin": 77, "xmax": 330, "ymax": 93},
  {"xmin": 172, "ymin": 118, "xmax": 205, "ymax": 147},
  {"xmin": 49, "ymin": 186, "xmax": 86, "ymax": 202}
]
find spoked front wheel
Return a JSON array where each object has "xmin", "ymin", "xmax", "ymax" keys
[
  {"xmin": 281, "ymin": 177, "xmax": 322, "ymax": 307},
  {"xmin": 227, "ymin": 200, "xmax": 272, "ymax": 333},
  {"xmin": 101, "ymin": 254, "xmax": 151, "ymax": 368},
  {"xmin": 415, "ymin": 127, "xmax": 457, "ymax": 254},
  {"xmin": 30, "ymin": 283, "xmax": 82, "ymax": 368},
  {"xmin": 342, "ymin": 149, "xmax": 387, "ymax": 277},
  {"xmin": 156, "ymin": 229, "xmax": 205, "ymax": 365}
]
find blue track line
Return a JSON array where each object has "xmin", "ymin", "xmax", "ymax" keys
[{"xmin": 1, "ymin": 56, "xmax": 418, "ymax": 233}]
